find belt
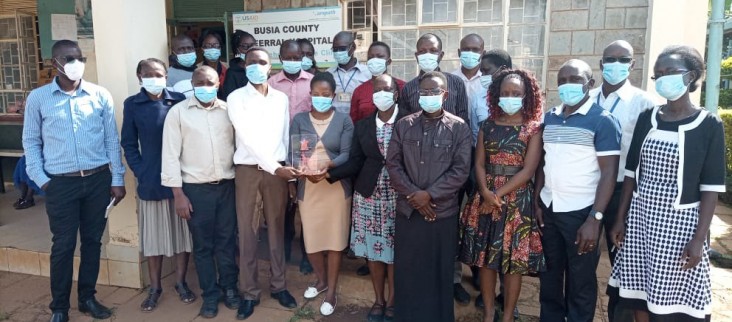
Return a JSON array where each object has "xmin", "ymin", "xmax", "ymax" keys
[
  {"xmin": 485, "ymin": 164, "xmax": 522, "ymax": 176},
  {"xmin": 201, "ymin": 179, "xmax": 232, "ymax": 185},
  {"xmin": 239, "ymin": 161, "xmax": 286, "ymax": 171},
  {"xmin": 53, "ymin": 165, "xmax": 109, "ymax": 177}
]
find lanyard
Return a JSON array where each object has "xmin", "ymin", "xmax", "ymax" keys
[
  {"xmin": 597, "ymin": 94, "xmax": 621, "ymax": 113},
  {"xmin": 336, "ymin": 68, "xmax": 357, "ymax": 92}
]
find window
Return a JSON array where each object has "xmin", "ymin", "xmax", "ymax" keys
[
  {"xmin": 0, "ymin": 12, "xmax": 38, "ymax": 115},
  {"xmin": 376, "ymin": 0, "xmax": 548, "ymax": 86}
]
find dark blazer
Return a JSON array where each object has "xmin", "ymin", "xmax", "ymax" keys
[{"xmin": 328, "ymin": 106, "xmax": 409, "ymax": 198}]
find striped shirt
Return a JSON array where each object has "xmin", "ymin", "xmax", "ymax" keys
[
  {"xmin": 22, "ymin": 78, "xmax": 126, "ymax": 187},
  {"xmin": 399, "ymin": 71, "xmax": 469, "ymax": 122},
  {"xmin": 540, "ymin": 99, "xmax": 621, "ymax": 212}
]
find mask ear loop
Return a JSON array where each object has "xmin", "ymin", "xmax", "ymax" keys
[{"xmin": 53, "ymin": 58, "xmax": 69, "ymax": 77}]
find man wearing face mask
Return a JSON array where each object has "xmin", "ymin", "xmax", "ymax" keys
[
  {"xmin": 161, "ymin": 66, "xmax": 240, "ymax": 319},
  {"xmin": 349, "ymin": 41, "xmax": 406, "ymax": 123},
  {"xmin": 327, "ymin": 31, "xmax": 372, "ymax": 114},
  {"xmin": 168, "ymin": 34, "xmax": 198, "ymax": 98},
  {"xmin": 535, "ymin": 59, "xmax": 621, "ymax": 322},
  {"xmin": 23, "ymin": 40, "xmax": 126, "ymax": 322},
  {"xmin": 452, "ymin": 33, "xmax": 485, "ymax": 122},
  {"xmin": 400, "ymin": 33, "xmax": 469, "ymax": 123},
  {"xmin": 227, "ymin": 47, "xmax": 300, "ymax": 319},
  {"xmin": 588, "ymin": 40, "xmax": 656, "ymax": 322},
  {"xmin": 386, "ymin": 71, "xmax": 472, "ymax": 322}
]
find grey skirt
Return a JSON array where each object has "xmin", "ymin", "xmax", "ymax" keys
[{"xmin": 138, "ymin": 199, "xmax": 193, "ymax": 257}]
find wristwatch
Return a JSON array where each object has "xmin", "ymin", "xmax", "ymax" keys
[{"xmin": 589, "ymin": 210, "xmax": 603, "ymax": 221}]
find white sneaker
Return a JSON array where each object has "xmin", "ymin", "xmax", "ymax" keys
[
  {"xmin": 320, "ymin": 296, "xmax": 337, "ymax": 316},
  {"xmin": 303, "ymin": 286, "xmax": 327, "ymax": 299}
]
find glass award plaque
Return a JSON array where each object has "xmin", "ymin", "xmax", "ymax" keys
[{"xmin": 291, "ymin": 134, "xmax": 324, "ymax": 176}]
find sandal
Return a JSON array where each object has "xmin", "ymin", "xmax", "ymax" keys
[
  {"xmin": 383, "ymin": 306, "xmax": 395, "ymax": 322},
  {"xmin": 174, "ymin": 282, "xmax": 197, "ymax": 304},
  {"xmin": 140, "ymin": 288, "xmax": 162, "ymax": 312},
  {"xmin": 367, "ymin": 302, "xmax": 385, "ymax": 322}
]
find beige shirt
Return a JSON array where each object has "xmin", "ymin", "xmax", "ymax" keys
[{"xmin": 161, "ymin": 97, "xmax": 235, "ymax": 186}]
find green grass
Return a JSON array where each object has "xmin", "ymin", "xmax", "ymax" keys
[
  {"xmin": 289, "ymin": 305, "xmax": 317, "ymax": 322},
  {"xmin": 0, "ymin": 311, "xmax": 10, "ymax": 321}
]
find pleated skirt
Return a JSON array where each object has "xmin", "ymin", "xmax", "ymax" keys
[{"xmin": 138, "ymin": 199, "xmax": 193, "ymax": 257}]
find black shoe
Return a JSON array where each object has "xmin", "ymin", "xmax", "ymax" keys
[
  {"xmin": 300, "ymin": 258, "xmax": 313, "ymax": 275},
  {"xmin": 356, "ymin": 264, "xmax": 370, "ymax": 276},
  {"xmin": 475, "ymin": 293, "xmax": 484, "ymax": 309},
  {"xmin": 49, "ymin": 312, "xmax": 69, "ymax": 322},
  {"xmin": 236, "ymin": 299, "xmax": 259, "ymax": 320},
  {"xmin": 222, "ymin": 288, "xmax": 241, "ymax": 310},
  {"xmin": 78, "ymin": 298, "xmax": 112, "ymax": 319},
  {"xmin": 199, "ymin": 301, "xmax": 218, "ymax": 319},
  {"xmin": 271, "ymin": 290, "xmax": 297, "ymax": 309},
  {"xmin": 453, "ymin": 283, "xmax": 470, "ymax": 304}
]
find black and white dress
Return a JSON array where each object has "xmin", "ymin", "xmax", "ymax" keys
[{"xmin": 608, "ymin": 108, "xmax": 723, "ymax": 322}]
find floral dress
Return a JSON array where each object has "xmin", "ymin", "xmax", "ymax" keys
[
  {"xmin": 459, "ymin": 120, "xmax": 545, "ymax": 275},
  {"xmin": 350, "ymin": 123, "xmax": 397, "ymax": 264}
]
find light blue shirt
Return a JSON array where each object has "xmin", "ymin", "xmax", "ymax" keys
[
  {"xmin": 22, "ymin": 78, "xmax": 125, "ymax": 187},
  {"xmin": 469, "ymin": 91, "xmax": 489, "ymax": 145}
]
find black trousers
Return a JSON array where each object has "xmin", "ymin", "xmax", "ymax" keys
[
  {"xmin": 603, "ymin": 182, "xmax": 634, "ymax": 322},
  {"xmin": 45, "ymin": 169, "xmax": 111, "ymax": 313},
  {"xmin": 539, "ymin": 203, "xmax": 600, "ymax": 322},
  {"xmin": 394, "ymin": 213, "xmax": 457, "ymax": 322},
  {"xmin": 183, "ymin": 180, "xmax": 238, "ymax": 303}
]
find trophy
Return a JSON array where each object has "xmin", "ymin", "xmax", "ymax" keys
[{"xmin": 291, "ymin": 134, "xmax": 324, "ymax": 176}]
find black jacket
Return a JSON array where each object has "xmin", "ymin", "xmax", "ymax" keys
[
  {"xmin": 220, "ymin": 58, "xmax": 248, "ymax": 100},
  {"xmin": 328, "ymin": 107, "xmax": 409, "ymax": 197}
]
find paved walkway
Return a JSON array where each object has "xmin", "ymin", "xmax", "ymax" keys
[{"xmin": 1, "ymin": 203, "xmax": 731, "ymax": 321}]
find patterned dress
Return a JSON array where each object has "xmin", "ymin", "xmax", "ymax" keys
[
  {"xmin": 350, "ymin": 123, "xmax": 397, "ymax": 264},
  {"xmin": 459, "ymin": 120, "xmax": 545, "ymax": 275}
]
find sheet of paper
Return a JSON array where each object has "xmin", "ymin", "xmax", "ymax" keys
[
  {"xmin": 105, "ymin": 197, "xmax": 116, "ymax": 219},
  {"xmin": 51, "ymin": 14, "xmax": 78, "ymax": 41}
]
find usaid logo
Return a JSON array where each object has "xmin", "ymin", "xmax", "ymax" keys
[{"xmin": 236, "ymin": 15, "xmax": 259, "ymax": 22}]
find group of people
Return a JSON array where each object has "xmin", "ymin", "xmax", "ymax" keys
[{"xmin": 21, "ymin": 27, "xmax": 723, "ymax": 322}]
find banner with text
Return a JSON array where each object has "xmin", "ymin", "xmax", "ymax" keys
[{"xmin": 233, "ymin": 6, "xmax": 342, "ymax": 67}]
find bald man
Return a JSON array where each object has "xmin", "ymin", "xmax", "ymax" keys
[
  {"xmin": 168, "ymin": 34, "xmax": 198, "ymax": 97},
  {"xmin": 536, "ymin": 59, "xmax": 621, "ymax": 322},
  {"xmin": 162, "ymin": 66, "xmax": 240, "ymax": 318},
  {"xmin": 588, "ymin": 40, "xmax": 656, "ymax": 322},
  {"xmin": 327, "ymin": 31, "xmax": 372, "ymax": 114}
]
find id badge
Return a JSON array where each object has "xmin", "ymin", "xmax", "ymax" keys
[{"xmin": 337, "ymin": 92, "xmax": 352, "ymax": 102}]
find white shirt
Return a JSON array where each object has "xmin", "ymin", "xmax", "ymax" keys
[
  {"xmin": 227, "ymin": 83, "xmax": 290, "ymax": 175},
  {"xmin": 376, "ymin": 105, "xmax": 399, "ymax": 128},
  {"xmin": 327, "ymin": 62, "xmax": 372, "ymax": 114},
  {"xmin": 452, "ymin": 69, "xmax": 487, "ymax": 144},
  {"xmin": 589, "ymin": 81, "xmax": 657, "ymax": 182}
]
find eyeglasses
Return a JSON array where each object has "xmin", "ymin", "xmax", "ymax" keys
[
  {"xmin": 602, "ymin": 57, "xmax": 633, "ymax": 64},
  {"xmin": 202, "ymin": 44, "xmax": 221, "ymax": 49},
  {"xmin": 56, "ymin": 56, "xmax": 87, "ymax": 64},
  {"xmin": 650, "ymin": 70, "xmax": 689, "ymax": 81},
  {"xmin": 418, "ymin": 88, "xmax": 445, "ymax": 96}
]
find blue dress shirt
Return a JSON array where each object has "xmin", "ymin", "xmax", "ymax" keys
[
  {"xmin": 22, "ymin": 78, "xmax": 126, "ymax": 187},
  {"xmin": 121, "ymin": 89, "xmax": 185, "ymax": 200}
]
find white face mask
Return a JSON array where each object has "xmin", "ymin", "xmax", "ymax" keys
[{"xmin": 59, "ymin": 60, "xmax": 85, "ymax": 81}]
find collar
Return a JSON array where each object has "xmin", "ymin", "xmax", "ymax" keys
[
  {"xmin": 132, "ymin": 88, "xmax": 176, "ymax": 103},
  {"xmin": 50, "ymin": 77, "xmax": 91, "ymax": 95},
  {"xmin": 451, "ymin": 68, "xmax": 482, "ymax": 82},
  {"xmin": 553, "ymin": 97, "xmax": 593, "ymax": 116},
  {"xmin": 591, "ymin": 81, "xmax": 634, "ymax": 102},
  {"xmin": 329, "ymin": 62, "xmax": 368, "ymax": 74},
  {"xmin": 243, "ymin": 82, "xmax": 271, "ymax": 97},
  {"xmin": 186, "ymin": 96, "xmax": 225, "ymax": 110},
  {"xmin": 271, "ymin": 70, "xmax": 313, "ymax": 83},
  {"xmin": 376, "ymin": 105, "xmax": 399, "ymax": 127}
]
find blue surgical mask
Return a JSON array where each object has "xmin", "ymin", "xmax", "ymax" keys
[
  {"xmin": 311, "ymin": 96, "xmax": 333, "ymax": 112},
  {"xmin": 367, "ymin": 58, "xmax": 387, "ymax": 76},
  {"xmin": 333, "ymin": 50, "xmax": 352, "ymax": 65},
  {"xmin": 498, "ymin": 97, "xmax": 523, "ymax": 115},
  {"xmin": 460, "ymin": 51, "xmax": 481, "ymax": 69},
  {"xmin": 176, "ymin": 52, "xmax": 197, "ymax": 67},
  {"xmin": 282, "ymin": 60, "xmax": 302, "ymax": 74},
  {"xmin": 203, "ymin": 48, "xmax": 221, "ymax": 61},
  {"xmin": 655, "ymin": 73, "xmax": 689, "ymax": 101},
  {"xmin": 418, "ymin": 95, "xmax": 443, "ymax": 113},
  {"xmin": 480, "ymin": 75, "xmax": 493, "ymax": 89},
  {"xmin": 373, "ymin": 91, "xmax": 395, "ymax": 111},
  {"xmin": 194, "ymin": 86, "xmax": 217, "ymax": 104},
  {"xmin": 246, "ymin": 64, "xmax": 269, "ymax": 84},
  {"xmin": 236, "ymin": 53, "xmax": 246, "ymax": 60},
  {"xmin": 417, "ymin": 53, "xmax": 439, "ymax": 72},
  {"xmin": 602, "ymin": 62, "xmax": 630, "ymax": 85},
  {"xmin": 301, "ymin": 57, "xmax": 314, "ymax": 70},
  {"xmin": 141, "ymin": 77, "xmax": 166, "ymax": 96},
  {"xmin": 558, "ymin": 83, "xmax": 587, "ymax": 106}
]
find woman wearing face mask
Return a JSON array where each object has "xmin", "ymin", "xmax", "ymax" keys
[
  {"xmin": 121, "ymin": 58, "xmax": 195, "ymax": 312},
  {"xmin": 608, "ymin": 46, "xmax": 723, "ymax": 322},
  {"xmin": 459, "ymin": 69, "xmax": 546, "ymax": 322},
  {"xmin": 349, "ymin": 41, "xmax": 407, "ymax": 124},
  {"xmin": 220, "ymin": 30, "xmax": 256, "ymax": 100},
  {"xmin": 328, "ymin": 74, "xmax": 406, "ymax": 322},
  {"xmin": 290, "ymin": 72, "xmax": 354, "ymax": 316},
  {"xmin": 297, "ymin": 38, "xmax": 319, "ymax": 75},
  {"xmin": 198, "ymin": 31, "xmax": 228, "ymax": 87}
]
